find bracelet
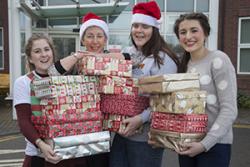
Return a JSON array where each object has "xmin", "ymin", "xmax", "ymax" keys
[{"xmin": 72, "ymin": 52, "xmax": 80, "ymax": 61}]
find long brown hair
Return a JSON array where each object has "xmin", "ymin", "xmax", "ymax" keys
[
  {"xmin": 25, "ymin": 34, "xmax": 56, "ymax": 72},
  {"xmin": 174, "ymin": 13, "xmax": 210, "ymax": 72},
  {"xmin": 131, "ymin": 27, "xmax": 179, "ymax": 69}
]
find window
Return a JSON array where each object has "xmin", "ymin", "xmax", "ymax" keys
[
  {"xmin": 238, "ymin": 17, "xmax": 250, "ymax": 74},
  {"xmin": 0, "ymin": 28, "xmax": 3, "ymax": 69},
  {"xmin": 166, "ymin": 0, "xmax": 209, "ymax": 12}
]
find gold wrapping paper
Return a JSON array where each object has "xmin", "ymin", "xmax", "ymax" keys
[
  {"xmin": 150, "ymin": 128, "xmax": 205, "ymax": 151},
  {"xmin": 150, "ymin": 91, "xmax": 206, "ymax": 114},
  {"xmin": 139, "ymin": 80, "xmax": 200, "ymax": 94},
  {"xmin": 139, "ymin": 73, "xmax": 199, "ymax": 84}
]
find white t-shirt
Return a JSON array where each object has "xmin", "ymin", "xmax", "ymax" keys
[{"xmin": 13, "ymin": 71, "xmax": 41, "ymax": 156}]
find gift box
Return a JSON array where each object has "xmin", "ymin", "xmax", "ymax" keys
[
  {"xmin": 138, "ymin": 73, "xmax": 199, "ymax": 84},
  {"xmin": 139, "ymin": 80, "xmax": 200, "ymax": 94},
  {"xmin": 31, "ymin": 111, "xmax": 102, "ymax": 125},
  {"xmin": 32, "ymin": 75, "xmax": 98, "ymax": 98},
  {"xmin": 34, "ymin": 120, "xmax": 103, "ymax": 138},
  {"xmin": 151, "ymin": 112, "xmax": 208, "ymax": 133},
  {"xmin": 98, "ymin": 76, "xmax": 139, "ymax": 95},
  {"xmin": 149, "ymin": 128, "xmax": 205, "ymax": 151},
  {"xmin": 102, "ymin": 113, "xmax": 127, "ymax": 132},
  {"xmin": 100, "ymin": 94, "xmax": 149, "ymax": 116},
  {"xmin": 78, "ymin": 56, "xmax": 132, "ymax": 77},
  {"xmin": 150, "ymin": 91, "xmax": 206, "ymax": 114},
  {"xmin": 39, "ymin": 131, "xmax": 110, "ymax": 163}
]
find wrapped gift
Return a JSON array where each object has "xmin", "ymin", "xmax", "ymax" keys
[
  {"xmin": 150, "ymin": 91, "xmax": 206, "ymax": 114},
  {"xmin": 78, "ymin": 56, "xmax": 132, "ymax": 77},
  {"xmin": 34, "ymin": 120, "xmax": 103, "ymax": 138},
  {"xmin": 102, "ymin": 113, "xmax": 127, "ymax": 132},
  {"xmin": 150, "ymin": 128, "xmax": 205, "ymax": 151},
  {"xmin": 139, "ymin": 80, "xmax": 200, "ymax": 94},
  {"xmin": 39, "ymin": 131, "xmax": 110, "ymax": 163},
  {"xmin": 31, "ymin": 111, "xmax": 102, "ymax": 125},
  {"xmin": 100, "ymin": 94, "xmax": 149, "ymax": 116},
  {"xmin": 151, "ymin": 112, "xmax": 208, "ymax": 133},
  {"xmin": 32, "ymin": 75, "xmax": 98, "ymax": 98},
  {"xmin": 98, "ymin": 76, "xmax": 139, "ymax": 95},
  {"xmin": 138, "ymin": 73, "xmax": 199, "ymax": 84}
]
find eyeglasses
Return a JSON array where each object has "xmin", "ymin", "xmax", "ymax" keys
[{"xmin": 85, "ymin": 34, "xmax": 105, "ymax": 40}]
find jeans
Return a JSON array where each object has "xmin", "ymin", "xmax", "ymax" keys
[
  {"xmin": 109, "ymin": 134, "xmax": 164, "ymax": 167},
  {"xmin": 178, "ymin": 144, "xmax": 231, "ymax": 167}
]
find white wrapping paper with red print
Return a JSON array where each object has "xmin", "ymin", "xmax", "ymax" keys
[
  {"xmin": 102, "ymin": 113, "xmax": 127, "ymax": 132},
  {"xmin": 100, "ymin": 94, "xmax": 149, "ymax": 116},
  {"xmin": 150, "ymin": 128, "xmax": 205, "ymax": 151},
  {"xmin": 38, "ymin": 131, "xmax": 110, "ymax": 162},
  {"xmin": 138, "ymin": 73, "xmax": 199, "ymax": 84},
  {"xmin": 150, "ymin": 91, "xmax": 206, "ymax": 114},
  {"xmin": 151, "ymin": 112, "xmax": 208, "ymax": 133},
  {"xmin": 98, "ymin": 76, "xmax": 139, "ymax": 95},
  {"xmin": 78, "ymin": 56, "xmax": 132, "ymax": 77},
  {"xmin": 32, "ymin": 75, "xmax": 98, "ymax": 98},
  {"xmin": 34, "ymin": 120, "xmax": 103, "ymax": 138}
]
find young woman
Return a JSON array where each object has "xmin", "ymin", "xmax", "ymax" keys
[
  {"xmin": 173, "ymin": 12, "xmax": 237, "ymax": 167},
  {"xmin": 13, "ymin": 34, "xmax": 87, "ymax": 167},
  {"xmin": 109, "ymin": 1, "xmax": 179, "ymax": 167}
]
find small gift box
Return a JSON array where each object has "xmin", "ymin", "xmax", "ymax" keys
[
  {"xmin": 98, "ymin": 76, "xmax": 139, "ymax": 95},
  {"xmin": 100, "ymin": 94, "xmax": 149, "ymax": 116},
  {"xmin": 150, "ymin": 91, "xmax": 206, "ymax": 114},
  {"xmin": 34, "ymin": 120, "xmax": 103, "ymax": 138},
  {"xmin": 149, "ymin": 128, "xmax": 205, "ymax": 151},
  {"xmin": 102, "ymin": 113, "xmax": 127, "ymax": 132},
  {"xmin": 151, "ymin": 112, "xmax": 208, "ymax": 133},
  {"xmin": 78, "ymin": 56, "xmax": 132, "ymax": 77},
  {"xmin": 39, "ymin": 131, "xmax": 111, "ymax": 163}
]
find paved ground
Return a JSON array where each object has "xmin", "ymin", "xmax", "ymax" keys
[{"xmin": 0, "ymin": 98, "xmax": 250, "ymax": 136}]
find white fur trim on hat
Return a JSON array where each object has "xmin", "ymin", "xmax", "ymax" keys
[
  {"xmin": 79, "ymin": 19, "xmax": 109, "ymax": 40},
  {"xmin": 131, "ymin": 13, "xmax": 161, "ymax": 29}
]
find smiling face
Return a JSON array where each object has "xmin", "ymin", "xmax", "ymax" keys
[
  {"xmin": 178, "ymin": 19, "xmax": 207, "ymax": 56},
  {"xmin": 29, "ymin": 39, "xmax": 54, "ymax": 74},
  {"xmin": 131, "ymin": 23, "xmax": 153, "ymax": 50},
  {"xmin": 81, "ymin": 26, "xmax": 107, "ymax": 53}
]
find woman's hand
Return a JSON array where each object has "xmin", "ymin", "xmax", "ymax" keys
[
  {"xmin": 118, "ymin": 115, "xmax": 143, "ymax": 137},
  {"xmin": 175, "ymin": 142, "xmax": 206, "ymax": 157},
  {"xmin": 36, "ymin": 139, "xmax": 62, "ymax": 164}
]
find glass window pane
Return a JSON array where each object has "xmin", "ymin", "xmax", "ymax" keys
[
  {"xmin": 79, "ymin": 0, "xmax": 107, "ymax": 5},
  {"xmin": 49, "ymin": 18, "xmax": 77, "ymax": 28},
  {"xmin": 240, "ymin": 19, "xmax": 250, "ymax": 43},
  {"xmin": 0, "ymin": 51, "xmax": 3, "ymax": 68},
  {"xmin": 122, "ymin": 0, "xmax": 134, "ymax": 11},
  {"xmin": 109, "ymin": 12, "xmax": 132, "ymax": 29},
  {"xmin": 21, "ymin": 54, "xmax": 26, "ymax": 75},
  {"xmin": 240, "ymin": 48, "xmax": 250, "ymax": 72},
  {"xmin": 109, "ymin": 34, "xmax": 132, "ymax": 50},
  {"xmin": 167, "ymin": 0, "xmax": 194, "ymax": 12},
  {"xmin": 0, "ymin": 29, "xmax": 2, "ymax": 46},
  {"xmin": 166, "ymin": 15, "xmax": 179, "ymax": 34},
  {"xmin": 52, "ymin": 37, "xmax": 76, "ymax": 60},
  {"xmin": 197, "ymin": 0, "xmax": 209, "ymax": 12},
  {"xmin": 21, "ymin": 33, "xmax": 25, "ymax": 53},
  {"xmin": 156, "ymin": 0, "xmax": 164, "ymax": 11}
]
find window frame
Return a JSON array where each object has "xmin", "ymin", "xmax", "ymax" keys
[
  {"xmin": 0, "ymin": 27, "xmax": 4, "ymax": 70},
  {"xmin": 237, "ymin": 17, "xmax": 250, "ymax": 74}
]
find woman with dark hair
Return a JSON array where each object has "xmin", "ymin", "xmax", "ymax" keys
[
  {"xmin": 173, "ymin": 12, "xmax": 237, "ymax": 167},
  {"xmin": 109, "ymin": 1, "xmax": 179, "ymax": 167}
]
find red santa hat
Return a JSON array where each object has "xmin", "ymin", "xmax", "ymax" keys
[
  {"xmin": 79, "ymin": 12, "xmax": 109, "ymax": 40},
  {"xmin": 131, "ymin": 1, "xmax": 162, "ymax": 29}
]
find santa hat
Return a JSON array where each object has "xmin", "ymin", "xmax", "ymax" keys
[
  {"xmin": 79, "ymin": 12, "xmax": 109, "ymax": 40},
  {"xmin": 131, "ymin": 1, "xmax": 162, "ymax": 29}
]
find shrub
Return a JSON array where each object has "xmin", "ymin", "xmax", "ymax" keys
[{"xmin": 237, "ymin": 92, "xmax": 250, "ymax": 109}]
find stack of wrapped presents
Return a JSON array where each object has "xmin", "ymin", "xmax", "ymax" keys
[
  {"xmin": 139, "ymin": 73, "xmax": 208, "ymax": 151},
  {"xmin": 79, "ymin": 56, "xmax": 149, "ymax": 132},
  {"xmin": 31, "ymin": 75, "xmax": 110, "ymax": 160}
]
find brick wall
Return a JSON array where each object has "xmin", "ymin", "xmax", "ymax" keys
[
  {"xmin": 0, "ymin": 0, "xmax": 9, "ymax": 73},
  {"xmin": 218, "ymin": 0, "xmax": 250, "ymax": 95}
]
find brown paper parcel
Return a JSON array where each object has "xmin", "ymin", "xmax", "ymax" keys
[
  {"xmin": 150, "ymin": 91, "xmax": 206, "ymax": 114},
  {"xmin": 139, "ymin": 80, "xmax": 200, "ymax": 94},
  {"xmin": 150, "ymin": 128, "xmax": 205, "ymax": 151},
  {"xmin": 139, "ymin": 73, "xmax": 199, "ymax": 84}
]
